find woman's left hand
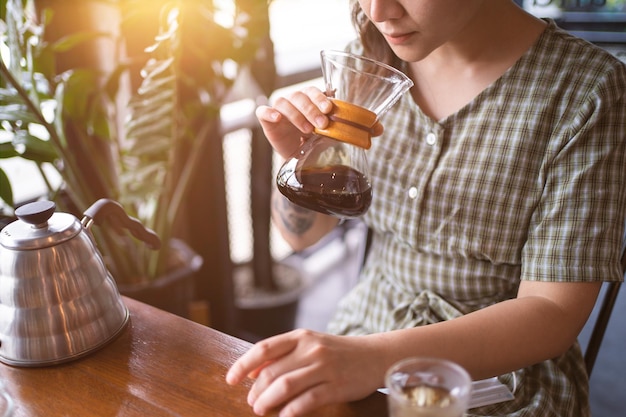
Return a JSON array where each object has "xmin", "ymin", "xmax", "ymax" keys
[{"xmin": 226, "ymin": 329, "xmax": 385, "ymax": 417}]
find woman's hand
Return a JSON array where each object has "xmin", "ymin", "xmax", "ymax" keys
[
  {"xmin": 226, "ymin": 329, "xmax": 386, "ymax": 417},
  {"xmin": 256, "ymin": 86, "xmax": 333, "ymax": 159}
]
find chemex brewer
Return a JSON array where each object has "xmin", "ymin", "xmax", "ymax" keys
[{"xmin": 276, "ymin": 50, "xmax": 413, "ymax": 218}]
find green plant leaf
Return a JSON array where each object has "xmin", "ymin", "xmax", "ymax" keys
[
  {"xmin": 0, "ymin": 104, "xmax": 41, "ymax": 124},
  {"xmin": 49, "ymin": 80, "xmax": 67, "ymax": 149},
  {"xmin": 13, "ymin": 130, "xmax": 57, "ymax": 163},
  {"xmin": 125, "ymin": 134, "xmax": 171, "ymax": 156},
  {"xmin": 58, "ymin": 69, "xmax": 100, "ymax": 119},
  {"xmin": 143, "ymin": 57, "xmax": 176, "ymax": 81},
  {"xmin": 0, "ymin": 142, "xmax": 21, "ymax": 159},
  {"xmin": 0, "ymin": 87, "xmax": 26, "ymax": 103},
  {"xmin": 51, "ymin": 31, "xmax": 113, "ymax": 53},
  {"xmin": 0, "ymin": 168, "xmax": 15, "ymax": 208},
  {"xmin": 33, "ymin": 43, "xmax": 58, "ymax": 82},
  {"xmin": 104, "ymin": 62, "xmax": 132, "ymax": 102}
]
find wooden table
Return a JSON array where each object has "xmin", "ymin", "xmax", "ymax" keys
[{"xmin": 0, "ymin": 297, "xmax": 388, "ymax": 416}]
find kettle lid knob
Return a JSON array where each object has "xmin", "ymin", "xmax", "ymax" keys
[
  {"xmin": 15, "ymin": 201, "xmax": 56, "ymax": 226},
  {"xmin": 1, "ymin": 201, "xmax": 81, "ymax": 250}
]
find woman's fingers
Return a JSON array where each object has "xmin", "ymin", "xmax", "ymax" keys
[
  {"xmin": 251, "ymin": 365, "xmax": 330, "ymax": 417},
  {"xmin": 254, "ymin": 86, "xmax": 334, "ymax": 159},
  {"xmin": 226, "ymin": 331, "xmax": 299, "ymax": 386},
  {"xmin": 274, "ymin": 89, "xmax": 331, "ymax": 130},
  {"xmin": 255, "ymin": 105, "xmax": 281, "ymax": 124},
  {"xmin": 277, "ymin": 382, "xmax": 338, "ymax": 417},
  {"xmin": 244, "ymin": 330, "xmax": 355, "ymax": 414},
  {"xmin": 254, "ymin": 104, "xmax": 303, "ymax": 158},
  {"xmin": 227, "ymin": 330, "xmax": 385, "ymax": 416}
]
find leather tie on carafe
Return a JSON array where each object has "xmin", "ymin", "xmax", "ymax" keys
[{"xmin": 313, "ymin": 99, "xmax": 382, "ymax": 149}]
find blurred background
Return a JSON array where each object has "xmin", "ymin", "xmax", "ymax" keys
[{"xmin": 1, "ymin": 0, "xmax": 624, "ymax": 415}]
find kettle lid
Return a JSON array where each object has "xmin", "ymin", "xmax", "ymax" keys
[{"xmin": 0, "ymin": 201, "xmax": 81, "ymax": 250}]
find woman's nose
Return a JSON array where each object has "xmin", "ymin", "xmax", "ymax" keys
[{"xmin": 368, "ymin": 0, "xmax": 404, "ymax": 23}]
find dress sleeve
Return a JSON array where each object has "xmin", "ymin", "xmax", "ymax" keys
[{"xmin": 521, "ymin": 62, "xmax": 626, "ymax": 283}]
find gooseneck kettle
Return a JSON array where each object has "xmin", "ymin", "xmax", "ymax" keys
[{"xmin": 0, "ymin": 199, "xmax": 160, "ymax": 366}]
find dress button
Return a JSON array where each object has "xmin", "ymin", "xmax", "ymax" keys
[
  {"xmin": 408, "ymin": 186, "xmax": 418, "ymax": 199},
  {"xmin": 426, "ymin": 132, "xmax": 437, "ymax": 145}
]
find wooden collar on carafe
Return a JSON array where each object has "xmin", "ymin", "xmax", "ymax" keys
[{"xmin": 313, "ymin": 99, "xmax": 381, "ymax": 149}]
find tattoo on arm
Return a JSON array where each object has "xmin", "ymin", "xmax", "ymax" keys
[{"xmin": 273, "ymin": 192, "xmax": 316, "ymax": 236}]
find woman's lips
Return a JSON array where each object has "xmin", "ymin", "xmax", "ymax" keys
[{"xmin": 384, "ymin": 32, "xmax": 414, "ymax": 45}]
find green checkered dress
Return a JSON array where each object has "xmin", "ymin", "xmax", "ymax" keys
[{"xmin": 327, "ymin": 20, "xmax": 626, "ymax": 416}]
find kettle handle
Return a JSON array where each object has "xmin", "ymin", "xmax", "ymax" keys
[{"xmin": 81, "ymin": 199, "xmax": 161, "ymax": 250}]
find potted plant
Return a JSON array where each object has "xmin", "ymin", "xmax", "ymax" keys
[{"xmin": 0, "ymin": 0, "xmax": 272, "ymax": 323}]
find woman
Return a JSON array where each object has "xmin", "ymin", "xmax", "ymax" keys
[{"xmin": 226, "ymin": 1, "xmax": 626, "ymax": 416}]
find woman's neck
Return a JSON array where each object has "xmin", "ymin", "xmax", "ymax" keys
[{"xmin": 408, "ymin": 2, "xmax": 546, "ymax": 121}]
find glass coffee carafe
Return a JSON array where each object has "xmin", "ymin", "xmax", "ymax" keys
[{"xmin": 276, "ymin": 50, "xmax": 413, "ymax": 218}]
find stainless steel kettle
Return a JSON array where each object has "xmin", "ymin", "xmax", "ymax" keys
[{"xmin": 0, "ymin": 199, "xmax": 161, "ymax": 367}]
